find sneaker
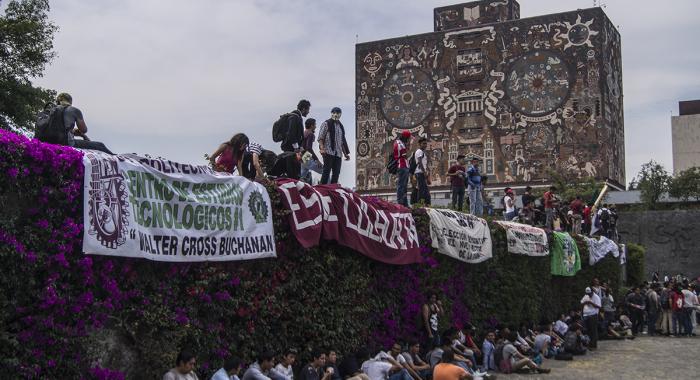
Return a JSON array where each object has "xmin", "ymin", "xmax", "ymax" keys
[{"xmin": 536, "ymin": 368, "xmax": 551, "ymax": 374}]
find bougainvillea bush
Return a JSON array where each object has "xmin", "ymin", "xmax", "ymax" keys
[{"xmin": 0, "ymin": 129, "xmax": 627, "ymax": 379}]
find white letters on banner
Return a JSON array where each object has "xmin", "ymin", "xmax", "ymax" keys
[
  {"xmin": 82, "ymin": 151, "xmax": 276, "ymax": 261},
  {"xmin": 426, "ymin": 208, "xmax": 492, "ymax": 263},
  {"xmin": 494, "ymin": 221, "xmax": 549, "ymax": 256}
]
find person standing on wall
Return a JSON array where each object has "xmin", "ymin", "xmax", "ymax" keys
[
  {"xmin": 394, "ymin": 130, "xmax": 412, "ymax": 207},
  {"xmin": 280, "ymin": 99, "xmax": 311, "ymax": 180},
  {"xmin": 446, "ymin": 155, "xmax": 467, "ymax": 211},
  {"xmin": 317, "ymin": 107, "xmax": 350, "ymax": 184},
  {"xmin": 466, "ymin": 157, "xmax": 483, "ymax": 215},
  {"xmin": 414, "ymin": 137, "xmax": 431, "ymax": 205},
  {"xmin": 543, "ymin": 186, "xmax": 557, "ymax": 230}
]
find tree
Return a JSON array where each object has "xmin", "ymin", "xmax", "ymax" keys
[
  {"xmin": 0, "ymin": 0, "xmax": 57, "ymax": 132},
  {"xmin": 668, "ymin": 167, "xmax": 700, "ymax": 202},
  {"xmin": 631, "ymin": 160, "xmax": 671, "ymax": 208},
  {"xmin": 545, "ymin": 169, "xmax": 601, "ymax": 204}
]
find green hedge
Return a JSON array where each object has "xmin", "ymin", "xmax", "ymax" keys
[
  {"xmin": 625, "ymin": 243, "xmax": 646, "ymax": 287},
  {"xmin": 0, "ymin": 130, "xmax": 626, "ymax": 379}
]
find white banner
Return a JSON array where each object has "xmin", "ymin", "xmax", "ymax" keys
[
  {"xmin": 82, "ymin": 151, "xmax": 276, "ymax": 261},
  {"xmin": 495, "ymin": 221, "xmax": 549, "ymax": 256},
  {"xmin": 426, "ymin": 208, "xmax": 492, "ymax": 263}
]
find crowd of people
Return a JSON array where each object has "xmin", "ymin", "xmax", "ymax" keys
[{"xmin": 159, "ymin": 274, "xmax": 700, "ymax": 380}]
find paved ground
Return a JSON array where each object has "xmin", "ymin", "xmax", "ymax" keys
[{"xmin": 506, "ymin": 335, "xmax": 700, "ymax": 380}]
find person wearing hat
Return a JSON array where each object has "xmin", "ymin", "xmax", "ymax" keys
[
  {"xmin": 466, "ymin": 156, "xmax": 483, "ymax": 215},
  {"xmin": 446, "ymin": 155, "xmax": 467, "ymax": 211},
  {"xmin": 317, "ymin": 107, "xmax": 350, "ymax": 184},
  {"xmin": 581, "ymin": 286, "xmax": 601, "ymax": 350},
  {"xmin": 393, "ymin": 130, "xmax": 412, "ymax": 206}
]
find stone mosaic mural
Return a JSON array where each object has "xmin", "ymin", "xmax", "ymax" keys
[{"xmin": 355, "ymin": 1, "xmax": 624, "ymax": 192}]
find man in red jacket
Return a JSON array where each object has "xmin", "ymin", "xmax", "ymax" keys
[{"xmin": 394, "ymin": 131, "xmax": 412, "ymax": 207}]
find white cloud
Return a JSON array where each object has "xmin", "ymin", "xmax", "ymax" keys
[{"xmin": 26, "ymin": 0, "xmax": 700, "ymax": 186}]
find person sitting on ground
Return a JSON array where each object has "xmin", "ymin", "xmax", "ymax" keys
[
  {"xmin": 325, "ymin": 350, "xmax": 344, "ymax": 380},
  {"xmin": 299, "ymin": 349, "xmax": 333, "ymax": 380},
  {"xmin": 563, "ymin": 325, "xmax": 587, "ymax": 355},
  {"xmin": 338, "ymin": 350, "xmax": 370, "ymax": 380},
  {"xmin": 430, "ymin": 330, "xmax": 473, "ymax": 370},
  {"xmin": 432, "ymin": 348, "xmax": 472, "ymax": 380},
  {"xmin": 402, "ymin": 341, "xmax": 432, "ymax": 380},
  {"xmin": 533, "ymin": 325, "xmax": 553, "ymax": 357},
  {"xmin": 271, "ymin": 349, "xmax": 297, "ymax": 380},
  {"xmin": 376, "ymin": 342, "xmax": 422, "ymax": 380},
  {"xmin": 481, "ymin": 331, "xmax": 497, "ymax": 372},
  {"xmin": 163, "ymin": 350, "xmax": 199, "ymax": 380},
  {"xmin": 242, "ymin": 351, "xmax": 276, "ymax": 380},
  {"xmin": 212, "ymin": 357, "xmax": 243, "ymax": 380},
  {"xmin": 359, "ymin": 347, "xmax": 411, "ymax": 380},
  {"xmin": 458, "ymin": 324, "xmax": 482, "ymax": 362},
  {"xmin": 40, "ymin": 92, "xmax": 114, "ymax": 154},
  {"xmin": 553, "ymin": 314, "xmax": 569, "ymax": 337},
  {"xmin": 501, "ymin": 332, "xmax": 550, "ymax": 374}
]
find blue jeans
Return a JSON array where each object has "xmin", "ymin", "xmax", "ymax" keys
[
  {"xmin": 320, "ymin": 154, "xmax": 342, "ymax": 184},
  {"xmin": 468, "ymin": 186, "xmax": 482, "ymax": 215},
  {"xmin": 388, "ymin": 368, "xmax": 412, "ymax": 380},
  {"xmin": 683, "ymin": 308, "xmax": 694, "ymax": 335},
  {"xmin": 397, "ymin": 168, "xmax": 409, "ymax": 206},
  {"xmin": 300, "ymin": 159, "xmax": 323, "ymax": 184},
  {"xmin": 452, "ymin": 187, "xmax": 465, "ymax": 210},
  {"xmin": 416, "ymin": 172, "xmax": 431, "ymax": 205}
]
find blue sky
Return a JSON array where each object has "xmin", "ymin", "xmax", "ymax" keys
[{"xmin": 24, "ymin": 0, "xmax": 700, "ymax": 187}]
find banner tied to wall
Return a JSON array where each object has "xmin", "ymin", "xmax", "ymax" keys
[
  {"xmin": 276, "ymin": 179, "xmax": 422, "ymax": 265},
  {"xmin": 583, "ymin": 236, "xmax": 619, "ymax": 266},
  {"xmin": 494, "ymin": 221, "xmax": 549, "ymax": 256},
  {"xmin": 426, "ymin": 208, "xmax": 492, "ymax": 263},
  {"xmin": 82, "ymin": 151, "xmax": 276, "ymax": 261},
  {"xmin": 551, "ymin": 231, "xmax": 581, "ymax": 276}
]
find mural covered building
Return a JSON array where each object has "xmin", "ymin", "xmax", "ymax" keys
[{"xmin": 355, "ymin": 0, "xmax": 624, "ymax": 195}]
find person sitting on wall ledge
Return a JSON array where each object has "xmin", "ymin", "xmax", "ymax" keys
[{"xmin": 34, "ymin": 92, "xmax": 114, "ymax": 154}]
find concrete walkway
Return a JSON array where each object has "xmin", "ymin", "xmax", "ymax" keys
[{"xmin": 506, "ymin": 336, "xmax": 700, "ymax": 380}]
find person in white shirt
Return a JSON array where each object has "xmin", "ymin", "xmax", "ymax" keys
[
  {"xmin": 413, "ymin": 138, "xmax": 431, "ymax": 205},
  {"xmin": 681, "ymin": 285, "xmax": 698, "ymax": 336},
  {"xmin": 271, "ymin": 349, "xmax": 297, "ymax": 380},
  {"xmin": 163, "ymin": 350, "xmax": 199, "ymax": 380},
  {"xmin": 581, "ymin": 287, "xmax": 602, "ymax": 349},
  {"xmin": 359, "ymin": 348, "xmax": 410, "ymax": 380},
  {"xmin": 553, "ymin": 314, "xmax": 569, "ymax": 337},
  {"xmin": 212, "ymin": 358, "xmax": 242, "ymax": 380}
]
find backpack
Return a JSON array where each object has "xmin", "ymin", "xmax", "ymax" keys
[
  {"xmin": 35, "ymin": 105, "xmax": 69, "ymax": 145},
  {"xmin": 408, "ymin": 152, "xmax": 417, "ymax": 175},
  {"xmin": 386, "ymin": 152, "xmax": 398, "ymax": 175},
  {"xmin": 660, "ymin": 289, "xmax": 670, "ymax": 310},
  {"xmin": 272, "ymin": 112, "xmax": 296, "ymax": 142}
]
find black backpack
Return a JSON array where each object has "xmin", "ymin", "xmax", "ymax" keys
[
  {"xmin": 272, "ymin": 112, "xmax": 296, "ymax": 143},
  {"xmin": 408, "ymin": 152, "xmax": 418, "ymax": 175},
  {"xmin": 386, "ymin": 152, "xmax": 398, "ymax": 175},
  {"xmin": 35, "ymin": 105, "xmax": 69, "ymax": 145}
]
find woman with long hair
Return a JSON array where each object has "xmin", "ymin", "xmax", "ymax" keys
[{"xmin": 209, "ymin": 133, "xmax": 249, "ymax": 174}]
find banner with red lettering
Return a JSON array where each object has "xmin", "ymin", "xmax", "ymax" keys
[{"xmin": 276, "ymin": 179, "xmax": 422, "ymax": 265}]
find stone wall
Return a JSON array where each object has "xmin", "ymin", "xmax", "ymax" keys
[{"xmin": 617, "ymin": 210, "xmax": 700, "ymax": 279}]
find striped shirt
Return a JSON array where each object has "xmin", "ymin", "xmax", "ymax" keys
[{"xmin": 247, "ymin": 141, "xmax": 263, "ymax": 156}]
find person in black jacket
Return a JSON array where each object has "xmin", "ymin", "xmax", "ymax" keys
[
  {"xmin": 317, "ymin": 107, "xmax": 350, "ymax": 184},
  {"xmin": 280, "ymin": 99, "xmax": 311, "ymax": 179}
]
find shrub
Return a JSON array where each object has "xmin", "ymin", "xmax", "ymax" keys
[
  {"xmin": 625, "ymin": 243, "xmax": 646, "ymax": 287},
  {"xmin": 0, "ymin": 130, "xmax": 623, "ymax": 378}
]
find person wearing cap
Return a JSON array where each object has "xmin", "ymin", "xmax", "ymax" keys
[
  {"xmin": 446, "ymin": 155, "xmax": 467, "ymax": 211},
  {"xmin": 465, "ymin": 157, "xmax": 483, "ymax": 216},
  {"xmin": 581, "ymin": 286, "xmax": 601, "ymax": 350},
  {"xmin": 317, "ymin": 107, "xmax": 350, "ymax": 185},
  {"xmin": 394, "ymin": 131, "xmax": 412, "ymax": 207}
]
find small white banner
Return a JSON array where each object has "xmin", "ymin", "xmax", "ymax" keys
[
  {"xmin": 82, "ymin": 151, "xmax": 276, "ymax": 262},
  {"xmin": 426, "ymin": 208, "xmax": 492, "ymax": 263},
  {"xmin": 495, "ymin": 221, "xmax": 549, "ymax": 256}
]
